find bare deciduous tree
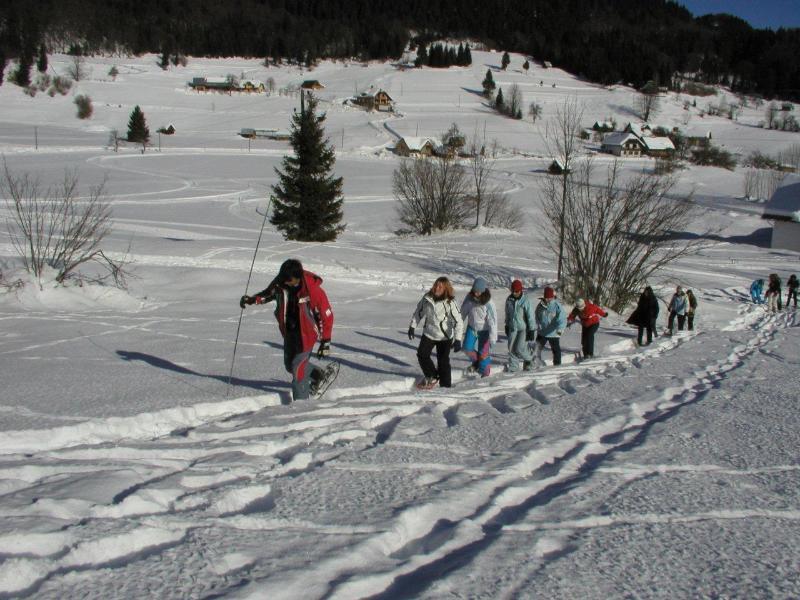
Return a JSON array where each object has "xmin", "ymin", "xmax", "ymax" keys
[
  {"xmin": 528, "ymin": 101, "xmax": 543, "ymax": 123},
  {"xmin": 544, "ymin": 96, "xmax": 585, "ymax": 282},
  {"xmin": 466, "ymin": 135, "xmax": 523, "ymax": 230},
  {"xmin": 66, "ymin": 55, "xmax": 87, "ymax": 82},
  {"xmin": 1, "ymin": 161, "xmax": 130, "ymax": 287},
  {"xmin": 743, "ymin": 168, "xmax": 785, "ymax": 200},
  {"xmin": 507, "ymin": 83, "xmax": 523, "ymax": 119},
  {"xmin": 538, "ymin": 159, "xmax": 706, "ymax": 311},
  {"xmin": 635, "ymin": 81, "xmax": 660, "ymax": 122},
  {"xmin": 394, "ymin": 156, "xmax": 470, "ymax": 235}
]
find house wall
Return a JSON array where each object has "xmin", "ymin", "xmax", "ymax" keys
[{"xmin": 771, "ymin": 220, "xmax": 800, "ymax": 252}]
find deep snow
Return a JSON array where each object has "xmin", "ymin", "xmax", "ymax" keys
[{"xmin": 0, "ymin": 51, "xmax": 799, "ymax": 599}]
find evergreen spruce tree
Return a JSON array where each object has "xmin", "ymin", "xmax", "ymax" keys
[
  {"xmin": 0, "ymin": 52, "xmax": 6, "ymax": 87},
  {"xmin": 495, "ymin": 88, "xmax": 505, "ymax": 111},
  {"xmin": 13, "ymin": 51, "xmax": 32, "ymax": 87},
  {"xmin": 270, "ymin": 92, "xmax": 345, "ymax": 242},
  {"xmin": 464, "ymin": 44, "xmax": 472, "ymax": 66},
  {"xmin": 501, "ymin": 51, "xmax": 510, "ymax": 71},
  {"xmin": 127, "ymin": 105, "xmax": 150, "ymax": 144},
  {"xmin": 482, "ymin": 69, "xmax": 496, "ymax": 97},
  {"xmin": 414, "ymin": 44, "xmax": 427, "ymax": 67},
  {"xmin": 457, "ymin": 43, "xmax": 465, "ymax": 66},
  {"xmin": 37, "ymin": 45, "xmax": 48, "ymax": 73}
]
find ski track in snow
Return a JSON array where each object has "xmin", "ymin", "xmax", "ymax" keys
[{"xmin": 0, "ymin": 299, "xmax": 794, "ymax": 597}]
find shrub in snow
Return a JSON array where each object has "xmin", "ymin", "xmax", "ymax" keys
[
  {"xmin": 75, "ymin": 95, "xmax": 93, "ymax": 119},
  {"xmin": 690, "ymin": 144, "xmax": 736, "ymax": 170},
  {"xmin": 48, "ymin": 76, "xmax": 72, "ymax": 96},
  {"xmin": 0, "ymin": 161, "xmax": 130, "ymax": 288}
]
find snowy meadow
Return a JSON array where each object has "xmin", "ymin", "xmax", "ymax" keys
[{"xmin": 0, "ymin": 51, "xmax": 799, "ymax": 598}]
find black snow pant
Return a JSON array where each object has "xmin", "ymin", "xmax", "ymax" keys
[
  {"xmin": 637, "ymin": 318, "xmax": 656, "ymax": 345},
  {"xmin": 668, "ymin": 312, "xmax": 686, "ymax": 332},
  {"xmin": 581, "ymin": 323, "xmax": 599, "ymax": 357},
  {"xmin": 417, "ymin": 335, "xmax": 453, "ymax": 387},
  {"xmin": 788, "ymin": 289, "xmax": 798, "ymax": 308},
  {"xmin": 537, "ymin": 335, "xmax": 561, "ymax": 366},
  {"xmin": 687, "ymin": 313, "xmax": 695, "ymax": 330}
]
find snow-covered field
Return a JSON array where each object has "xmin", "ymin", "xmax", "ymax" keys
[{"xmin": 0, "ymin": 51, "xmax": 799, "ymax": 598}]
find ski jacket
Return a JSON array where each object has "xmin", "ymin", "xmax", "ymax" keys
[
  {"xmin": 750, "ymin": 280, "xmax": 763, "ymax": 296},
  {"xmin": 787, "ymin": 276, "xmax": 798, "ymax": 291},
  {"xmin": 627, "ymin": 292, "xmax": 659, "ymax": 327},
  {"xmin": 254, "ymin": 270, "xmax": 333, "ymax": 353},
  {"xmin": 766, "ymin": 280, "xmax": 781, "ymax": 296},
  {"xmin": 505, "ymin": 293, "xmax": 535, "ymax": 334},
  {"xmin": 535, "ymin": 299, "xmax": 567, "ymax": 338},
  {"xmin": 668, "ymin": 292, "xmax": 688, "ymax": 316},
  {"xmin": 568, "ymin": 301, "xmax": 608, "ymax": 328},
  {"xmin": 461, "ymin": 295, "xmax": 498, "ymax": 344},
  {"xmin": 686, "ymin": 291, "xmax": 698, "ymax": 314},
  {"xmin": 409, "ymin": 293, "xmax": 464, "ymax": 342}
]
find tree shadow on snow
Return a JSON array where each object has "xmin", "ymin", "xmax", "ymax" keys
[{"xmin": 115, "ymin": 350, "xmax": 291, "ymax": 399}]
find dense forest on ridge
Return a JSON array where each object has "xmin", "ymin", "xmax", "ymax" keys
[{"xmin": 1, "ymin": 0, "xmax": 798, "ymax": 100}]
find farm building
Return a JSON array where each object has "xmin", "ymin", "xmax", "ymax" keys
[
  {"xmin": 395, "ymin": 137, "xmax": 436, "ymax": 157},
  {"xmin": 301, "ymin": 80, "xmax": 325, "ymax": 90},
  {"xmin": 601, "ymin": 132, "xmax": 645, "ymax": 157},
  {"xmin": 548, "ymin": 158, "xmax": 571, "ymax": 175},
  {"xmin": 642, "ymin": 136, "xmax": 675, "ymax": 158},
  {"xmin": 762, "ymin": 174, "xmax": 800, "ymax": 252},
  {"xmin": 352, "ymin": 89, "xmax": 394, "ymax": 111},
  {"xmin": 189, "ymin": 77, "xmax": 264, "ymax": 93}
]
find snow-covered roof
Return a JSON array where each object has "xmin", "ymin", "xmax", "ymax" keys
[
  {"xmin": 763, "ymin": 174, "xmax": 800, "ymax": 223},
  {"xmin": 602, "ymin": 132, "xmax": 641, "ymax": 147},
  {"xmin": 624, "ymin": 122, "xmax": 651, "ymax": 138},
  {"xmin": 643, "ymin": 137, "xmax": 675, "ymax": 151},
  {"xmin": 399, "ymin": 137, "xmax": 435, "ymax": 151}
]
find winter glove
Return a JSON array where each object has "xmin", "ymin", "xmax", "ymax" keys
[
  {"xmin": 452, "ymin": 340, "xmax": 462, "ymax": 353},
  {"xmin": 317, "ymin": 340, "xmax": 331, "ymax": 359},
  {"xmin": 240, "ymin": 295, "xmax": 255, "ymax": 309},
  {"xmin": 557, "ymin": 330, "xmax": 563, "ymax": 336},
  {"xmin": 525, "ymin": 330, "xmax": 535, "ymax": 342},
  {"xmin": 408, "ymin": 327, "xmax": 415, "ymax": 341}
]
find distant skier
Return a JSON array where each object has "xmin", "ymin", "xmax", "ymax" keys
[
  {"xmin": 749, "ymin": 279, "xmax": 764, "ymax": 304},
  {"xmin": 786, "ymin": 274, "xmax": 798, "ymax": 309},
  {"xmin": 408, "ymin": 277, "xmax": 464, "ymax": 389},
  {"xmin": 627, "ymin": 286, "xmax": 659, "ymax": 346},
  {"xmin": 666, "ymin": 286, "xmax": 688, "ymax": 335},
  {"xmin": 461, "ymin": 277, "xmax": 498, "ymax": 377},
  {"xmin": 504, "ymin": 279, "xmax": 536, "ymax": 372},
  {"xmin": 765, "ymin": 273, "xmax": 782, "ymax": 313},
  {"xmin": 534, "ymin": 286, "xmax": 567, "ymax": 366},
  {"xmin": 567, "ymin": 298, "xmax": 608, "ymax": 359},
  {"xmin": 686, "ymin": 289, "xmax": 698, "ymax": 331},
  {"xmin": 240, "ymin": 259, "xmax": 334, "ymax": 401}
]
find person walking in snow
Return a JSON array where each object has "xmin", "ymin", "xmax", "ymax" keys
[
  {"xmin": 686, "ymin": 289, "xmax": 698, "ymax": 331},
  {"xmin": 408, "ymin": 277, "xmax": 464, "ymax": 389},
  {"xmin": 534, "ymin": 286, "xmax": 567, "ymax": 366},
  {"xmin": 567, "ymin": 298, "xmax": 608, "ymax": 359},
  {"xmin": 627, "ymin": 286, "xmax": 659, "ymax": 346},
  {"xmin": 666, "ymin": 286, "xmax": 688, "ymax": 335},
  {"xmin": 461, "ymin": 277, "xmax": 498, "ymax": 377},
  {"xmin": 240, "ymin": 259, "xmax": 334, "ymax": 402},
  {"xmin": 750, "ymin": 279, "xmax": 765, "ymax": 304},
  {"xmin": 504, "ymin": 279, "xmax": 536, "ymax": 372},
  {"xmin": 765, "ymin": 273, "xmax": 782, "ymax": 313},
  {"xmin": 786, "ymin": 274, "xmax": 798, "ymax": 309}
]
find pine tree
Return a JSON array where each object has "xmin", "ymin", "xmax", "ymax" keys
[
  {"xmin": 464, "ymin": 44, "xmax": 472, "ymax": 66},
  {"xmin": 37, "ymin": 45, "xmax": 48, "ymax": 73},
  {"xmin": 523, "ymin": 59, "xmax": 530, "ymax": 74},
  {"xmin": 501, "ymin": 51, "xmax": 510, "ymax": 71},
  {"xmin": 127, "ymin": 105, "xmax": 150, "ymax": 144},
  {"xmin": 270, "ymin": 92, "xmax": 345, "ymax": 242},
  {"xmin": 13, "ymin": 52, "xmax": 32, "ymax": 87},
  {"xmin": 0, "ymin": 51, "xmax": 6, "ymax": 87},
  {"xmin": 495, "ymin": 88, "xmax": 505, "ymax": 111},
  {"xmin": 457, "ymin": 43, "xmax": 465, "ymax": 66}
]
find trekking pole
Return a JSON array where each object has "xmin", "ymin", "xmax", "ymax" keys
[{"xmin": 227, "ymin": 196, "xmax": 272, "ymax": 396}]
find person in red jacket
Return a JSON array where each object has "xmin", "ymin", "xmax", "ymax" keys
[
  {"xmin": 567, "ymin": 298, "xmax": 608, "ymax": 359},
  {"xmin": 240, "ymin": 259, "xmax": 334, "ymax": 401}
]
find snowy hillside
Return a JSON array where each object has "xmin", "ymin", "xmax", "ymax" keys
[{"xmin": 0, "ymin": 52, "xmax": 799, "ymax": 598}]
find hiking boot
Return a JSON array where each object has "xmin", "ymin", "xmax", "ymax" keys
[{"xmin": 523, "ymin": 361, "xmax": 533, "ymax": 371}]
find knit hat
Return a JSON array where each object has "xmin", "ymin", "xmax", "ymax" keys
[
  {"xmin": 472, "ymin": 277, "xmax": 488, "ymax": 294},
  {"xmin": 543, "ymin": 286, "xmax": 556, "ymax": 299},
  {"xmin": 279, "ymin": 259, "xmax": 303, "ymax": 282},
  {"xmin": 511, "ymin": 280, "xmax": 524, "ymax": 293},
  {"xmin": 575, "ymin": 298, "xmax": 586, "ymax": 310}
]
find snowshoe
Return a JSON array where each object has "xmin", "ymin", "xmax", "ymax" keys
[
  {"xmin": 415, "ymin": 377, "xmax": 439, "ymax": 390},
  {"xmin": 310, "ymin": 361, "xmax": 340, "ymax": 400}
]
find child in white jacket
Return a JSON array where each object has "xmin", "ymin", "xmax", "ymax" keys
[
  {"xmin": 409, "ymin": 277, "xmax": 464, "ymax": 388},
  {"xmin": 460, "ymin": 277, "xmax": 498, "ymax": 377}
]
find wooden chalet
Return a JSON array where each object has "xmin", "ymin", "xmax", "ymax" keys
[
  {"xmin": 301, "ymin": 80, "xmax": 325, "ymax": 90},
  {"xmin": 395, "ymin": 137, "xmax": 435, "ymax": 157},
  {"xmin": 601, "ymin": 132, "xmax": 645, "ymax": 157}
]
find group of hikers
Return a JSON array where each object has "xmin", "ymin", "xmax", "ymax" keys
[
  {"xmin": 749, "ymin": 273, "xmax": 799, "ymax": 312},
  {"xmin": 240, "ymin": 258, "xmax": 794, "ymax": 400}
]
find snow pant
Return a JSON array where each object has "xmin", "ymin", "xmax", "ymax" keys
[
  {"xmin": 506, "ymin": 330, "xmax": 533, "ymax": 371},
  {"xmin": 536, "ymin": 334, "xmax": 561, "ymax": 366},
  {"xmin": 637, "ymin": 319, "xmax": 656, "ymax": 345},
  {"xmin": 766, "ymin": 293, "xmax": 779, "ymax": 312},
  {"xmin": 284, "ymin": 331, "xmax": 323, "ymax": 401},
  {"xmin": 787, "ymin": 289, "xmax": 798, "ymax": 308},
  {"xmin": 464, "ymin": 327, "xmax": 492, "ymax": 376},
  {"xmin": 581, "ymin": 323, "xmax": 599, "ymax": 358},
  {"xmin": 668, "ymin": 311, "xmax": 685, "ymax": 332},
  {"xmin": 417, "ymin": 335, "xmax": 453, "ymax": 387},
  {"xmin": 687, "ymin": 312, "xmax": 695, "ymax": 330}
]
